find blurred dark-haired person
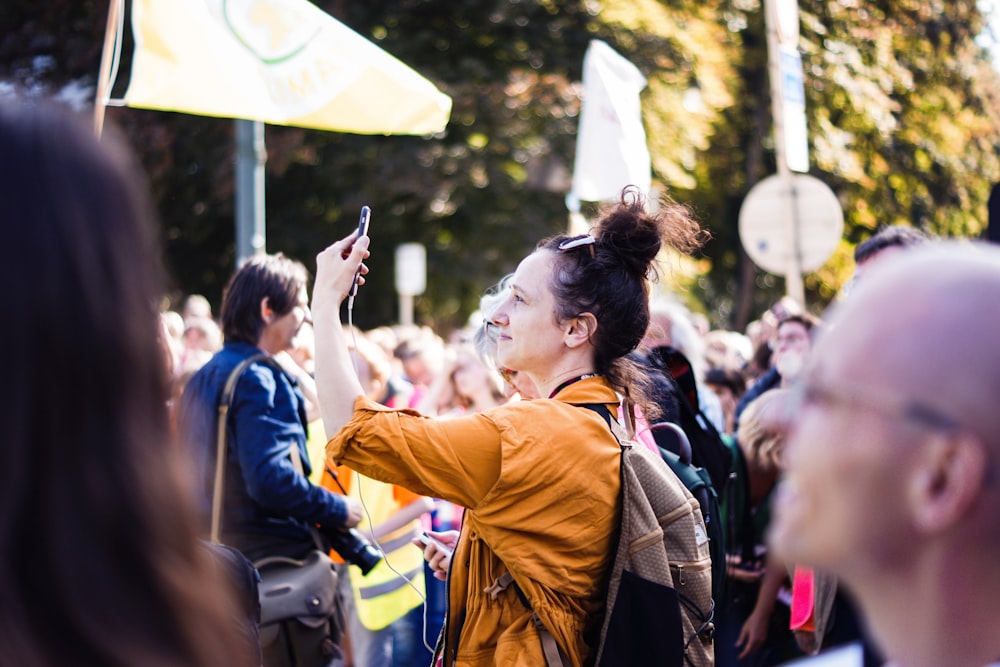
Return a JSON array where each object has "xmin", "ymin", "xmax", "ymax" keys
[
  {"xmin": 852, "ymin": 224, "xmax": 929, "ymax": 281},
  {"xmin": 312, "ymin": 188, "xmax": 707, "ymax": 666},
  {"xmin": 0, "ymin": 101, "xmax": 254, "ymax": 666},
  {"xmin": 704, "ymin": 366, "xmax": 747, "ymax": 435},
  {"xmin": 180, "ymin": 254, "xmax": 363, "ymax": 559}
]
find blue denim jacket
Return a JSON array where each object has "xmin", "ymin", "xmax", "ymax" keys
[{"xmin": 179, "ymin": 342, "xmax": 349, "ymax": 559}]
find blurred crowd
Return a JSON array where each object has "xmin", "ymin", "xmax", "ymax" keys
[
  {"xmin": 15, "ymin": 97, "xmax": 999, "ymax": 667},
  {"xmin": 156, "ymin": 278, "xmax": 841, "ymax": 667}
]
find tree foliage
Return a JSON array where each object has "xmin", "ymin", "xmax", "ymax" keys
[{"xmin": 3, "ymin": 0, "xmax": 999, "ymax": 333}]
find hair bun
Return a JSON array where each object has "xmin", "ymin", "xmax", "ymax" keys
[{"xmin": 593, "ymin": 186, "xmax": 706, "ymax": 279}]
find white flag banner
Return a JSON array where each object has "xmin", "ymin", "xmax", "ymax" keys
[
  {"xmin": 568, "ymin": 40, "xmax": 652, "ymax": 206},
  {"xmin": 123, "ymin": 0, "xmax": 451, "ymax": 135}
]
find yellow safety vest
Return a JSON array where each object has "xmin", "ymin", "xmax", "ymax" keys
[{"xmin": 348, "ymin": 474, "xmax": 426, "ymax": 631}]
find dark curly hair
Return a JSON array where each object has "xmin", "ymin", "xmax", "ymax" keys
[{"xmin": 538, "ymin": 186, "xmax": 707, "ymax": 420}]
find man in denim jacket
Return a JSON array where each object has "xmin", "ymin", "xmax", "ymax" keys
[{"xmin": 179, "ymin": 253, "xmax": 362, "ymax": 562}]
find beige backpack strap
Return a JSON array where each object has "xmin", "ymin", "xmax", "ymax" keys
[
  {"xmin": 533, "ymin": 612, "xmax": 569, "ymax": 667},
  {"xmin": 621, "ymin": 392, "xmax": 638, "ymax": 442},
  {"xmin": 210, "ymin": 353, "xmax": 272, "ymax": 544},
  {"xmin": 495, "ymin": 569, "xmax": 570, "ymax": 667}
]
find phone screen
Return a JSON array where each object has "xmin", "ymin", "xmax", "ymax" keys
[
  {"xmin": 348, "ymin": 206, "xmax": 371, "ymax": 298},
  {"xmin": 356, "ymin": 205, "xmax": 371, "ymax": 239}
]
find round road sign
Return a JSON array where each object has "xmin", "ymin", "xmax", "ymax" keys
[{"xmin": 738, "ymin": 173, "xmax": 843, "ymax": 275}]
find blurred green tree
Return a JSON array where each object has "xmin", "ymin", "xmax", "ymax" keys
[{"xmin": 3, "ymin": 0, "xmax": 999, "ymax": 334}]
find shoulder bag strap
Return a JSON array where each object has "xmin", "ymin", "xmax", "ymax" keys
[{"xmin": 210, "ymin": 353, "xmax": 273, "ymax": 544}]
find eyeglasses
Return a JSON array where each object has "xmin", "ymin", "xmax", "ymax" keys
[
  {"xmin": 558, "ymin": 234, "xmax": 596, "ymax": 258},
  {"xmin": 481, "ymin": 320, "xmax": 499, "ymax": 339},
  {"xmin": 774, "ymin": 332, "xmax": 809, "ymax": 347},
  {"xmin": 791, "ymin": 378, "xmax": 959, "ymax": 432}
]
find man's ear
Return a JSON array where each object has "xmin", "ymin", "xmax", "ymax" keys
[
  {"xmin": 909, "ymin": 430, "xmax": 989, "ymax": 534},
  {"xmin": 260, "ymin": 297, "xmax": 273, "ymax": 324},
  {"xmin": 564, "ymin": 312, "xmax": 598, "ymax": 349}
]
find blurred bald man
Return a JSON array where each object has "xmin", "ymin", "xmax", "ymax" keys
[{"xmin": 769, "ymin": 241, "xmax": 1000, "ymax": 667}]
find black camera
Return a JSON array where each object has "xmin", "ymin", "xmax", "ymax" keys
[{"xmin": 323, "ymin": 527, "xmax": 382, "ymax": 576}]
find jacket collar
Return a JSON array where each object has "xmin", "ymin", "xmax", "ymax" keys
[{"xmin": 549, "ymin": 375, "xmax": 619, "ymax": 405}]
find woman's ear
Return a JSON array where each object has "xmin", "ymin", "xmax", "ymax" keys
[
  {"xmin": 260, "ymin": 297, "xmax": 273, "ymax": 324},
  {"xmin": 564, "ymin": 312, "xmax": 598, "ymax": 349}
]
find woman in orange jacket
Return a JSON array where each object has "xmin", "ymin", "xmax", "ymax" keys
[{"xmin": 312, "ymin": 188, "xmax": 704, "ymax": 666}]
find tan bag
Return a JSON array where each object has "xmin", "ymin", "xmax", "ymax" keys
[{"xmin": 255, "ymin": 551, "xmax": 344, "ymax": 667}]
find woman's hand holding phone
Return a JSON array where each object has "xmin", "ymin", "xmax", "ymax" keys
[
  {"xmin": 413, "ymin": 530, "xmax": 458, "ymax": 581},
  {"xmin": 315, "ymin": 208, "xmax": 371, "ymax": 308},
  {"xmin": 347, "ymin": 206, "xmax": 370, "ymax": 298}
]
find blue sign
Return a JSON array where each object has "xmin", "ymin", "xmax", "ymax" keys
[{"xmin": 780, "ymin": 48, "xmax": 805, "ymax": 105}]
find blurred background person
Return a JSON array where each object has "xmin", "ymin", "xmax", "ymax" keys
[
  {"xmin": 703, "ymin": 329, "xmax": 754, "ymax": 378},
  {"xmin": 643, "ymin": 300, "xmax": 725, "ymax": 433},
  {"xmin": 182, "ymin": 292, "xmax": 214, "ymax": 324},
  {"xmin": 392, "ymin": 326, "xmax": 446, "ymax": 399},
  {"xmin": 160, "ymin": 310, "xmax": 184, "ymax": 366},
  {"xmin": 852, "ymin": 224, "xmax": 929, "ymax": 282},
  {"xmin": 743, "ymin": 298, "xmax": 803, "ymax": 383},
  {"xmin": 0, "ymin": 101, "xmax": 252, "ymax": 666},
  {"xmin": 717, "ymin": 389, "xmax": 801, "ymax": 667},
  {"xmin": 704, "ymin": 367, "xmax": 748, "ymax": 436},
  {"xmin": 178, "ymin": 315, "xmax": 222, "ymax": 377},
  {"xmin": 735, "ymin": 314, "xmax": 820, "ymax": 431},
  {"xmin": 418, "ymin": 344, "xmax": 508, "ymax": 417}
]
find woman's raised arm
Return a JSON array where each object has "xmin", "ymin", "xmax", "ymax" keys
[{"xmin": 312, "ymin": 231, "xmax": 370, "ymax": 438}]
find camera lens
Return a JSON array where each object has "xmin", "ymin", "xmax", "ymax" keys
[{"xmin": 325, "ymin": 528, "xmax": 383, "ymax": 576}]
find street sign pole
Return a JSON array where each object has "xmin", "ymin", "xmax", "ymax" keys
[
  {"xmin": 765, "ymin": 0, "xmax": 807, "ymax": 306},
  {"xmin": 395, "ymin": 243, "xmax": 427, "ymax": 326},
  {"xmin": 235, "ymin": 119, "xmax": 266, "ymax": 265}
]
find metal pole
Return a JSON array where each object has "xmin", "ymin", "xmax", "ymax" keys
[
  {"xmin": 235, "ymin": 119, "xmax": 267, "ymax": 265},
  {"xmin": 399, "ymin": 293, "xmax": 414, "ymax": 326},
  {"xmin": 764, "ymin": 0, "xmax": 805, "ymax": 306},
  {"xmin": 93, "ymin": 0, "xmax": 122, "ymax": 139}
]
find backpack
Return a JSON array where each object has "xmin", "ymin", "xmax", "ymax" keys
[
  {"xmin": 646, "ymin": 346, "xmax": 732, "ymax": 497},
  {"xmin": 654, "ymin": 426, "xmax": 727, "ymax": 610},
  {"xmin": 589, "ymin": 404, "xmax": 715, "ymax": 667},
  {"xmin": 646, "ymin": 347, "xmax": 736, "ymax": 603},
  {"xmin": 511, "ymin": 404, "xmax": 715, "ymax": 667}
]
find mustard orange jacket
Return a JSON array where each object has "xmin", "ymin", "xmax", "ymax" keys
[{"xmin": 327, "ymin": 376, "xmax": 622, "ymax": 666}]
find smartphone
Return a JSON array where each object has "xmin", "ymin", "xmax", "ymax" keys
[
  {"xmin": 348, "ymin": 206, "xmax": 371, "ymax": 298},
  {"xmin": 417, "ymin": 532, "xmax": 453, "ymax": 556}
]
